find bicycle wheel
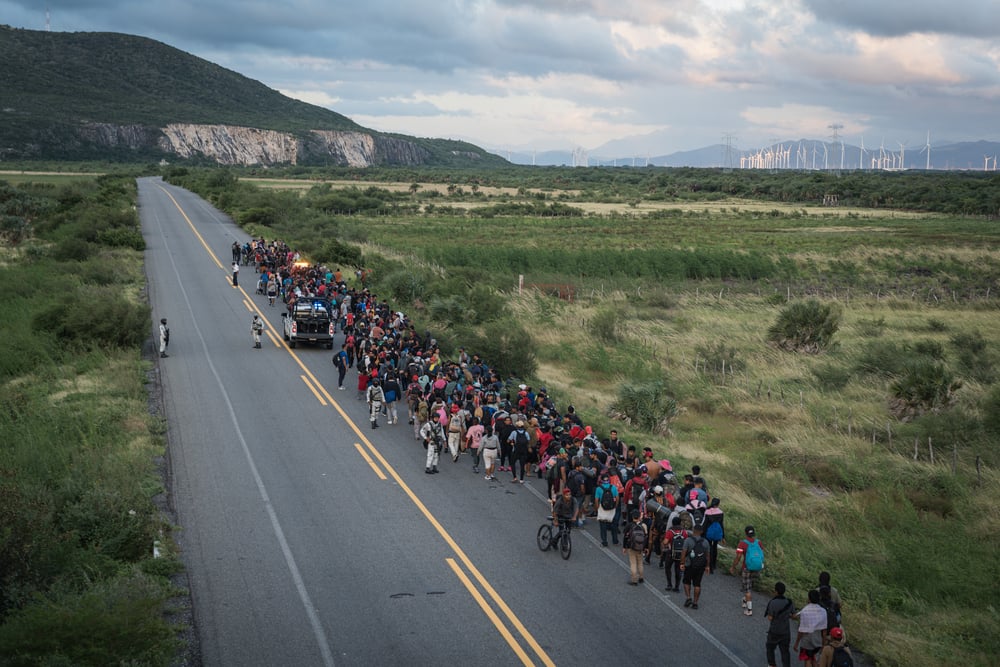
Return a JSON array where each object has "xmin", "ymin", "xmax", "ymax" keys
[
  {"xmin": 560, "ymin": 531, "xmax": 572, "ymax": 560},
  {"xmin": 537, "ymin": 524, "xmax": 553, "ymax": 551}
]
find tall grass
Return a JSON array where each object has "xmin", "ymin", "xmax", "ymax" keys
[{"xmin": 0, "ymin": 176, "xmax": 177, "ymax": 665}]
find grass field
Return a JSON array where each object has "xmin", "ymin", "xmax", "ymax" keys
[{"xmin": 170, "ymin": 167, "xmax": 1000, "ymax": 666}]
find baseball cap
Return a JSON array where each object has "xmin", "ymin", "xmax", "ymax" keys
[
  {"xmin": 745, "ymin": 525, "xmax": 756, "ymax": 537},
  {"xmin": 562, "ymin": 488, "xmax": 572, "ymax": 496},
  {"xmin": 830, "ymin": 627, "xmax": 843, "ymax": 640},
  {"xmin": 653, "ymin": 485, "xmax": 664, "ymax": 494}
]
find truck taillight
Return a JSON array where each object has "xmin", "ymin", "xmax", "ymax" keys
[
  {"xmin": 291, "ymin": 322, "xmax": 297, "ymax": 334},
  {"xmin": 329, "ymin": 323, "xmax": 334, "ymax": 336}
]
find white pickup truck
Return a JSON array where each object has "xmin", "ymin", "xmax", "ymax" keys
[{"xmin": 281, "ymin": 297, "xmax": 335, "ymax": 349}]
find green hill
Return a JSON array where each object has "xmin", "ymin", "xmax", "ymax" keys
[{"xmin": 0, "ymin": 25, "xmax": 504, "ymax": 167}]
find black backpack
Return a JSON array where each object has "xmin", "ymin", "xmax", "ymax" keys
[
  {"xmin": 670, "ymin": 531, "xmax": 686, "ymax": 561},
  {"xmin": 687, "ymin": 536, "xmax": 708, "ymax": 569},
  {"xmin": 629, "ymin": 523, "xmax": 647, "ymax": 550},
  {"xmin": 830, "ymin": 647, "xmax": 853, "ymax": 667},
  {"xmin": 514, "ymin": 429, "xmax": 530, "ymax": 448},
  {"xmin": 599, "ymin": 486, "xmax": 616, "ymax": 510},
  {"xmin": 630, "ymin": 481, "xmax": 646, "ymax": 507},
  {"xmin": 567, "ymin": 470, "xmax": 584, "ymax": 496}
]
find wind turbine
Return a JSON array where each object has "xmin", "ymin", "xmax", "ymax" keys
[
  {"xmin": 879, "ymin": 139, "xmax": 886, "ymax": 170},
  {"xmin": 918, "ymin": 132, "xmax": 931, "ymax": 170},
  {"xmin": 898, "ymin": 142, "xmax": 907, "ymax": 170},
  {"xmin": 822, "ymin": 143, "xmax": 829, "ymax": 170},
  {"xmin": 859, "ymin": 136, "xmax": 867, "ymax": 170}
]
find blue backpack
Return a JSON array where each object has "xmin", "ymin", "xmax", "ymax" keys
[
  {"xmin": 744, "ymin": 539, "xmax": 764, "ymax": 572},
  {"xmin": 706, "ymin": 520, "xmax": 723, "ymax": 542}
]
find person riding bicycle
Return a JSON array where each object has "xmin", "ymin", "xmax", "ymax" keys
[{"xmin": 551, "ymin": 488, "xmax": 576, "ymax": 533}]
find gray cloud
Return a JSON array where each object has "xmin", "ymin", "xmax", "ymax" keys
[{"xmin": 803, "ymin": 0, "xmax": 1000, "ymax": 38}]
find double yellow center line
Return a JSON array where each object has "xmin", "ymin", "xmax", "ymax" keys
[{"xmin": 161, "ymin": 185, "xmax": 554, "ymax": 667}]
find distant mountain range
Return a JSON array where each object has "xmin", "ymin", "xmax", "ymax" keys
[
  {"xmin": 0, "ymin": 25, "xmax": 505, "ymax": 167},
  {"xmin": 491, "ymin": 140, "xmax": 1000, "ymax": 171}
]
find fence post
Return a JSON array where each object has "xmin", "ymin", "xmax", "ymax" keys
[
  {"xmin": 928, "ymin": 437, "xmax": 934, "ymax": 464},
  {"xmin": 914, "ymin": 436, "xmax": 919, "ymax": 461}
]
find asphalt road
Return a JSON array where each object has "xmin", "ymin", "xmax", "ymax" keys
[{"xmin": 140, "ymin": 176, "xmax": 770, "ymax": 667}]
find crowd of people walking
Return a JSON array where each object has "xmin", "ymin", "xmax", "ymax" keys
[{"xmin": 227, "ymin": 237, "xmax": 856, "ymax": 667}]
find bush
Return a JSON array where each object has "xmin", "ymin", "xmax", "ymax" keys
[
  {"xmin": 767, "ymin": 299, "xmax": 841, "ymax": 353},
  {"xmin": 96, "ymin": 227, "xmax": 145, "ymax": 250},
  {"xmin": 951, "ymin": 331, "xmax": 995, "ymax": 383},
  {"xmin": 694, "ymin": 341, "xmax": 745, "ymax": 377},
  {"xmin": 467, "ymin": 322, "xmax": 537, "ymax": 378},
  {"xmin": 889, "ymin": 360, "xmax": 962, "ymax": 421},
  {"xmin": 0, "ymin": 570, "xmax": 177, "ymax": 666},
  {"xmin": 32, "ymin": 287, "xmax": 151, "ymax": 349},
  {"xmin": 316, "ymin": 239, "xmax": 362, "ymax": 268},
  {"xmin": 608, "ymin": 378, "xmax": 679, "ymax": 435},
  {"xmin": 588, "ymin": 307, "xmax": 622, "ymax": 344},
  {"xmin": 382, "ymin": 268, "xmax": 428, "ymax": 303},
  {"xmin": 52, "ymin": 238, "xmax": 93, "ymax": 262}
]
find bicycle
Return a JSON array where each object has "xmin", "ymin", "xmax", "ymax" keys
[{"xmin": 536, "ymin": 519, "xmax": 572, "ymax": 560}]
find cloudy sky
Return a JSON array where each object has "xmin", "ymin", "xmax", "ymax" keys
[{"xmin": 3, "ymin": 0, "xmax": 999, "ymax": 157}]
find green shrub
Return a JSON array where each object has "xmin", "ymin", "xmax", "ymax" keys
[
  {"xmin": 767, "ymin": 299, "xmax": 841, "ymax": 353},
  {"xmin": 32, "ymin": 287, "xmax": 151, "ymax": 349},
  {"xmin": 0, "ymin": 570, "xmax": 177, "ymax": 666},
  {"xmin": 811, "ymin": 361, "xmax": 853, "ymax": 390},
  {"xmin": 926, "ymin": 318, "xmax": 949, "ymax": 332},
  {"xmin": 951, "ymin": 331, "xmax": 995, "ymax": 384},
  {"xmin": 52, "ymin": 238, "xmax": 93, "ymax": 262},
  {"xmin": 588, "ymin": 307, "xmax": 621, "ymax": 344},
  {"xmin": 316, "ymin": 238, "xmax": 362, "ymax": 268},
  {"xmin": 694, "ymin": 341, "xmax": 745, "ymax": 377},
  {"xmin": 855, "ymin": 340, "xmax": 911, "ymax": 377},
  {"xmin": 608, "ymin": 378, "xmax": 678, "ymax": 435},
  {"xmin": 96, "ymin": 227, "xmax": 145, "ymax": 250},
  {"xmin": 913, "ymin": 339, "xmax": 945, "ymax": 360},
  {"xmin": 381, "ymin": 268, "xmax": 428, "ymax": 303},
  {"xmin": 467, "ymin": 322, "xmax": 537, "ymax": 378},
  {"xmin": 889, "ymin": 360, "xmax": 962, "ymax": 421}
]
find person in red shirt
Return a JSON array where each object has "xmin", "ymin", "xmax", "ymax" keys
[{"xmin": 730, "ymin": 525, "xmax": 765, "ymax": 616}]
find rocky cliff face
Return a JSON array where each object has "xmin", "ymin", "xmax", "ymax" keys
[
  {"xmin": 156, "ymin": 124, "xmax": 431, "ymax": 167},
  {"xmin": 3, "ymin": 120, "xmax": 444, "ymax": 165},
  {"xmin": 160, "ymin": 124, "xmax": 300, "ymax": 165}
]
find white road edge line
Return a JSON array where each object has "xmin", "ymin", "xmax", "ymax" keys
[{"xmin": 150, "ymin": 181, "xmax": 337, "ymax": 667}]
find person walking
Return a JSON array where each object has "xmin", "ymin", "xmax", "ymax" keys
[
  {"xmin": 333, "ymin": 345, "xmax": 349, "ymax": 390},
  {"xmin": 231, "ymin": 261, "xmax": 240, "ymax": 287},
  {"xmin": 480, "ymin": 424, "xmax": 500, "ymax": 481},
  {"xmin": 817, "ymin": 627, "xmax": 853, "ymax": 667},
  {"xmin": 623, "ymin": 509, "xmax": 648, "ymax": 586},
  {"xmin": 765, "ymin": 581, "xmax": 796, "ymax": 667},
  {"xmin": 420, "ymin": 419, "xmax": 445, "ymax": 474},
  {"xmin": 508, "ymin": 420, "xmax": 531, "ymax": 483},
  {"xmin": 594, "ymin": 474, "xmax": 619, "ymax": 547},
  {"xmin": 250, "ymin": 314, "xmax": 264, "ymax": 349},
  {"xmin": 662, "ymin": 516, "xmax": 688, "ymax": 592},
  {"xmin": 679, "ymin": 522, "xmax": 710, "ymax": 609},
  {"xmin": 703, "ymin": 497, "xmax": 725, "ymax": 572},
  {"xmin": 465, "ymin": 417, "xmax": 485, "ymax": 474},
  {"xmin": 158, "ymin": 318, "xmax": 170, "ymax": 358},
  {"xmin": 366, "ymin": 377, "xmax": 385, "ymax": 430},
  {"xmin": 793, "ymin": 589, "xmax": 828, "ymax": 667},
  {"xmin": 382, "ymin": 373, "xmax": 401, "ymax": 425},
  {"xmin": 730, "ymin": 525, "xmax": 765, "ymax": 616}
]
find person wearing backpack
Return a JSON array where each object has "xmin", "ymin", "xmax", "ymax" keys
[
  {"xmin": 594, "ymin": 474, "xmax": 619, "ymax": 547},
  {"xmin": 623, "ymin": 509, "xmax": 648, "ymax": 586},
  {"xmin": 817, "ymin": 627, "xmax": 854, "ymax": 667},
  {"xmin": 679, "ymin": 522, "xmax": 710, "ymax": 609},
  {"xmin": 662, "ymin": 516, "xmax": 688, "ymax": 592},
  {"xmin": 765, "ymin": 581, "xmax": 796, "ymax": 667},
  {"xmin": 702, "ymin": 497, "xmax": 725, "ymax": 572},
  {"xmin": 730, "ymin": 525, "xmax": 765, "ymax": 616},
  {"xmin": 507, "ymin": 420, "xmax": 531, "ymax": 484}
]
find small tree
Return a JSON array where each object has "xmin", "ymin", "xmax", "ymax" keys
[{"xmin": 768, "ymin": 299, "xmax": 841, "ymax": 353}]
